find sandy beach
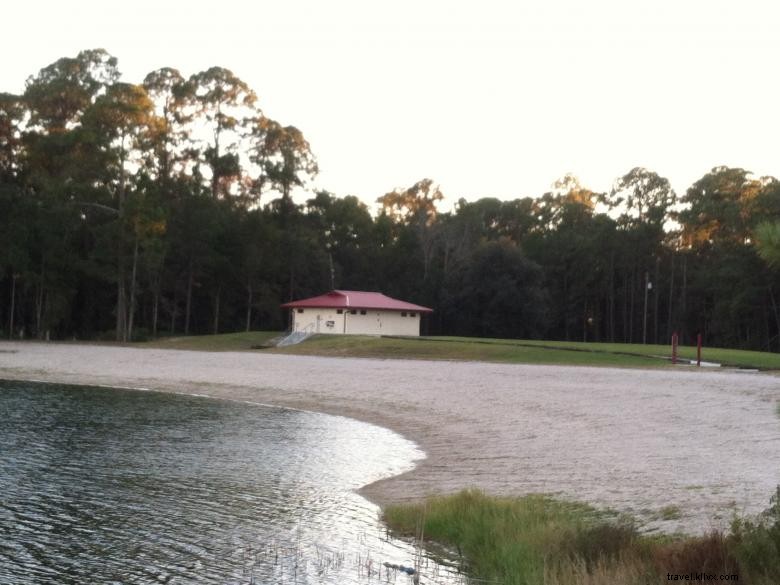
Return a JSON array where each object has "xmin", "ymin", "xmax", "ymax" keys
[{"xmin": 1, "ymin": 340, "xmax": 779, "ymax": 533}]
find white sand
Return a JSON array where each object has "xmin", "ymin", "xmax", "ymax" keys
[{"xmin": 1, "ymin": 341, "xmax": 779, "ymax": 533}]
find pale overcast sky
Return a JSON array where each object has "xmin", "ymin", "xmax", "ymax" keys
[{"xmin": 4, "ymin": 0, "xmax": 779, "ymax": 206}]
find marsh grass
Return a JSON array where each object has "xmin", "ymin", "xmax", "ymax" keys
[
  {"xmin": 385, "ymin": 491, "xmax": 641, "ymax": 585},
  {"xmin": 384, "ymin": 489, "xmax": 780, "ymax": 585},
  {"xmin": 657, "ymin": 505, "xmax": 683, "ymax": 521}
]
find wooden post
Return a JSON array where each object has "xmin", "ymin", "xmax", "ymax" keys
[
  {"xmin": 697, "ymin": 333, "xmax": 702, "ymax": 367},
  {"xmin": 671, "ymin": 332, "xmax": 678, "ymax": 364}
]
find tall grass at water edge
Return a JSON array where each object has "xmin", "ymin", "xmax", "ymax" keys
[{"xmin": 384, "ymin": 488, "xmax": 780, "ymax": 585}]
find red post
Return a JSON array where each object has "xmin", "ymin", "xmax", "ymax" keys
[
  {"xmin": 696, "ymin": 333, "xmax": 702, "ymax": 367},
  {"xmin": 671, "ymin": 332, "xmax": 678, "ymax": 364}
]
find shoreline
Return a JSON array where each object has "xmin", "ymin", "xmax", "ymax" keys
[{"xmin": 2, "ymin": 340, "xmax": 779, "ymax": 533}]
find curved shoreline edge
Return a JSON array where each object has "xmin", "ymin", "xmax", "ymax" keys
[
  {"xmin": 6, "ymin": 374, "xmax": 427, "ymax": 510},
  {"xmin": 2, "ymin": 341, "xmax": 780, "ymax": 534}
]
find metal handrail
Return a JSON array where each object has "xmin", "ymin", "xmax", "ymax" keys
[{"xmin": 275, "ymin": 323, "xmax": 315, "ymax": 347}]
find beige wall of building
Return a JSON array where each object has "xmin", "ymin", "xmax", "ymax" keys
[
  {"xmin": 291, "ymin": 308, "xmax": 345, "ymax": 334},
  {"xmin": 291, "ymin": 308, "xmax": 422, "ymax": 336}
]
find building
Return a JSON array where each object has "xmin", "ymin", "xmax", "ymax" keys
[{"xmin": 281, "ymin": 290, "xmax": 432, "ymax": 336}]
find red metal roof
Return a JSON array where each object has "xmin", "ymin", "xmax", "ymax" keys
[{"xmin": 281, "ymin": 290, "xmax": 433, "ymax": 313}]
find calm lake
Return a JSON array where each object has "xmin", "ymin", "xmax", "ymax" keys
[{"xmin": 0, "ymin": 381, "xmax": 466, "ymax": 584}]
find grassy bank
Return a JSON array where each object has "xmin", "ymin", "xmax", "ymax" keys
[
  {"xmin": 138, "ymin": 331, "xmax": 780, "ymax": 370},
  {"xmin": 384, "ymin": 490, "xmax": 780, "ymax": 585},
  {"xmin": 141, "ymin": 331, "xmax": 281, "ymax": 352},
  {"xmin": 271, "ymin": 334, "xmax": 666, "ymax": 367},
  {"xmin": 432, "ymin": 336, "xmax": 780, "ymax": 370}
]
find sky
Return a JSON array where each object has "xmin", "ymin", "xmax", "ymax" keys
[{"xmin": 4, "ymin": 0, "xmax": 779, "ymax": 207}]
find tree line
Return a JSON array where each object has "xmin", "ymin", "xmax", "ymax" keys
[{"xmin": 1, "ymin": 49, "xmax": 780, "ymax": 350}]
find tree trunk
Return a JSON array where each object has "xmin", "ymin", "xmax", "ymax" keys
[
  {"xmin": 116, "ymin": 269, "xmax": 126, "ymax": 342},
  {"xmin": 419, "ymin": 226, "xmax": 433, "ymax": 282},
  {"xmin": 769, "ymin": 285, "xmax": 780, "ymax": 352},
  {"xmin": 642, "ymin": 270, "xmax": 649, "ymax": 344},
  {"xmin": 563, "ymin": 271, "xmax": 569, "ymax": 341},
  {"xmin": 653, "ymin": 256, "xmax": 660, "ymax": 344},
  {"xmin": 116, "ymin": 140, "xmax": 128, "ymax": 342},
  {"xmin": 328, "ymin": 252, "xmax": 335, "ymax": 289},
  {"xmin": 213, "ymin": 285, "xmax": 221, "ymax": 335},
  {"xmin": 127, "ymin": 233, "xmax": 140, "ymax": 342},
  {"xmin": 211, "ymin": 117, "xmax": 221, "ymax": 198},
  {"xmin": 8, "ymin": 273, "xmax": 16, "ymax": 340},
  {"xmin": 628, "ymin": 267, "xmax": 636, "ymax": 343},
  {"xmin": 582, "ymin": 302, "xmax": 587, "ymax": 342},
  {"xmin": 608, "ymin": 251, "xmax": 615, "ymax": 342},
  {"xmin": 424, "ymin": 245, "xmax": 433, "ymax": 282},
  {"xmin": 681, "ymin": 254, "xmax": 688, "ymax": 344},
  {"xmin": 667, "ymin": 253, "xmax": 675, "ymax": 341},
  {"xmin": 245, "ymin": 283, "xmax": 252, "ymax": 332},
  {"xmin": 763, "ymin": 301, "xmax": 771, "ymax": 351},
  {"xmin": 170, "ymin": 295, "xmax": 177, "ymax": 335},
  {"xmin": 152, "ymin": 287, "xmax": 159, "ymax": 338},
  {"xmin": 185, "ymin": 261, "xmax": 194, "ymax": 335},
  {"xmin": 622, "ymin": 274, "xmax": 629, "ymax": 342},
  {"xmin": 35, "ymin": 272, "xmax": 44, "ymax": 339}
]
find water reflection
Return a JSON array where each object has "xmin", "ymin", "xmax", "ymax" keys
[{"xmin": 0, "ymin": 381, "xmax": 467, "ymax": 584}]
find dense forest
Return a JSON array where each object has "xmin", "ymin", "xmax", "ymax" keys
[{"xmin": 2, "ymin": 49, "xmax": 780, "ymax": 350}]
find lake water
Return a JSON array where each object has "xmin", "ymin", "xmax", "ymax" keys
[{"xmin": 0, "ymin": 381, "xmax": 467, "ymax": 584}]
